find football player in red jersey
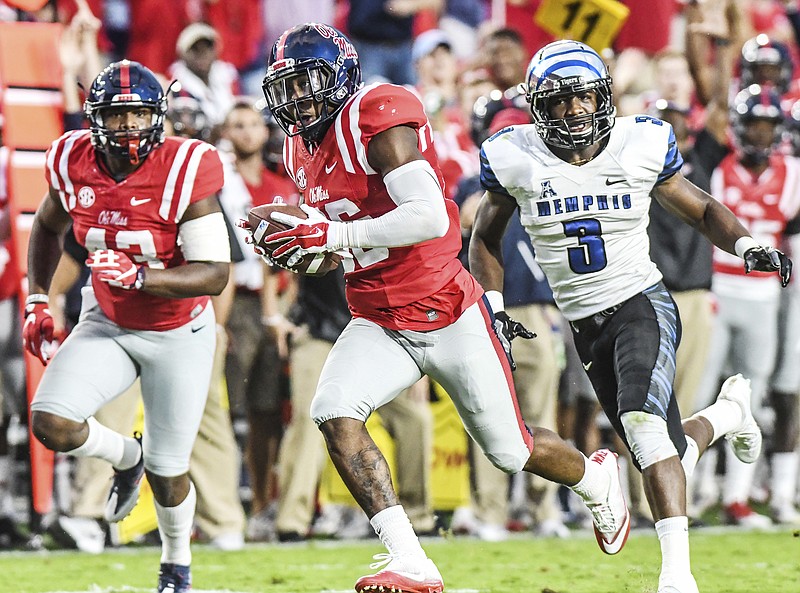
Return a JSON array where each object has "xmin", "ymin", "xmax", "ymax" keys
[
  {"xmin": 24, "ymin": 61, "xmax": 230, "ymax": 593},
  {"xmin": 696, "ymin": 85, "xmax": 800, "ymax": 527},
  {"xmin": 257, "ymin": 23, "xmax": 631, "ymax": 593}
]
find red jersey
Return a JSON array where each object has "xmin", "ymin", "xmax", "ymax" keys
[
  {"xmin": 0, "ymin": 146, "xmax": 18, "ymax": 301},
  {"xmin": 710, "ymin": 152, "xmax": 800, "ymax": 299},
  {"xmin": 282, "ymin": 83, "xmax": 482, "ymax": 331},
  {"xmin": 45, "ymin": 131, "xmax": 224, "ymax": 330}
]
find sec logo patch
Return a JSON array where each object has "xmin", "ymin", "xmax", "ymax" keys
[
  {"xmin": 296, "ymin": 166, "xmax": 307, "ymax": 190},
  {"xmin": 78, "ymin": 186, "xmax": 96, "ymax": 208}
]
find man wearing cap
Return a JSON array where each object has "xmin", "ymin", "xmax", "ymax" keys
[{"xmin": 169, "ymin": 22, "xmax": 240, "ymax": 130}]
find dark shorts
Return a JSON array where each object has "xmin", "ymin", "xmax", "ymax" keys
[{"xmin": 569, "ymin": 282, "xmax": 688, "ymax": 468}]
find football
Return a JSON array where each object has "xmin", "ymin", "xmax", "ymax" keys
[{"xmin": 247, "ymin": 203, "xmax": 342, "ymax": 276}]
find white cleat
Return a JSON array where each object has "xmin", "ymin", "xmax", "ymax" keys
[
  {"xmin": 716, "ymin": 374, "xmax": 762, "ymax": 463},
  {"xmin": 586, "ymin": 449, "xmax": 631, "ymax": 555}
]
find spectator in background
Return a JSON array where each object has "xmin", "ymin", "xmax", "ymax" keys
[
  {"xmin": 413, "ymin": 28, "xmax": 478, "ymax": 200},
  {"xmin": 503, "ymin": 0, "xmax": 555, "ymax": 61},
  {"xmin": 347, "ymin": 0, "xmax": 444, "ymax": 85},
  {"xmin": 480, "ymin": 28, "xmax": 528, "ymax": 95},
  {"xmin": 169, "ymin": 22, "xmax": 239, "ymax": 132},
  {"xmin": 204, "ymin": 0, "xmax": 265, "ymax": 97},
  {"xmin": 413, "ymin": 29, "xmax": 459, "ymax": 110},
  {"xmin": 216, "ymin": 99, "xmax": 298, "ymax": 541},
  {"xmin": 438, "ymin": 0, "xmax": 484, "ymax": 61},
  {"xmin": 126, "ymin": 1, "xmax": 193, "ymax": 76}
]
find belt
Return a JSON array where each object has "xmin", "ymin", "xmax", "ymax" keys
[{"xmin": 570, "ymin": 301, "xmax": 626, "ymax": 335}]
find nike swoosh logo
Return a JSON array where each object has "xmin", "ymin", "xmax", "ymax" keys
[
  {"xmin": 605, "ymin": 179, "xmax": 625, "ymax": 186},
  {"xmin": 324, "ymin": 162, "xmax": 337, "ymax": 174},
  {"xmin": 191, "ymin": 325, "xmax": 206, "ymax": 333},
  {"xmin": 130, "ymin": 197, "xmax": 151, "ymax": 206},
  {"xmin": 582, "ymin": 361, "xmax": 593, "ymax": 371}
]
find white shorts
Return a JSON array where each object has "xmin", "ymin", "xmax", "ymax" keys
[
  {"xmin": 310, "ymin": 298, "xmax": 534, "ymax": 473},
  {"xmin": 30, "ymin": 295, "xmax": 216, "ymax": 476}
]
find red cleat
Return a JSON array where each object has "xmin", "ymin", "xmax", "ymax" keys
[{"xmin": 355, "ymin": 554, "xmax": 444, "ymax": 593}]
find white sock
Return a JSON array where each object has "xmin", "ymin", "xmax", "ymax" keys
[
  {"xmin": 655, "ymin": 516, "xmax": 691, "ymax": 579},
  {"xmin": 369, "ymin": 505, "xmax": 426, "ymax": 559},
  {"xmin": 693, "ymin": 399, "xmax": 742, "ymax": 444},
  {"xmin": 570, "ymin": 454, "xmax": 610, "ymax": 503},
  {"xmin": 68, "ymin": 417, "xmax": 141, "ymax": 470},
  {"xmin": 155, "ymin": 482, "xmax": 196, "ymax": 566},
  {"xmin": 770, "ymin": 452, "xmax": 799, "ymax": 508}
]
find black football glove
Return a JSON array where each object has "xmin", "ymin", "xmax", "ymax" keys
[
  {"xmin": 493, "ymin": 311, "xmax": 536, "ymax": 371},
  {"xmin": 744, "ymin": 246, "xmax": 792, "ymax": 287}
]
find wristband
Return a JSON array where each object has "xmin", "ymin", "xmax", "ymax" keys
[
  {"xmin": 25, "ymin": 293, "xmax": 50, "ymax": 306},
  {"xmin": 734, "ymin": 236, "xmax": 760, "ymax": 259},
  {"xmin": 485, "ymin": 290, "xmax": 505, "ymax": 314}
]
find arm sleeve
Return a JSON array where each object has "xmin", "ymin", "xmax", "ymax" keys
[{"xmin": 336, "ymin": 159, "xmax": 449, "ymax": 249}]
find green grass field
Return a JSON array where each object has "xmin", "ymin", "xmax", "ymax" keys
[{"xmin": 1, "ymin": 527, "xmax": 798, "ymax": 593}]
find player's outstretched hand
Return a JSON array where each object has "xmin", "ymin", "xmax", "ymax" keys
[
  {"xmin": 744, "ymin": 246, "xmax": 792, "ymax": 287},
  {"xmin": 267, "ymin": 205, "xmax": 335, "ymax": 266},
  {"xmin": 493, "ymin": 311, "xmax": 536, "ymax": 371},
  {"xmin": 22, "ymin": 295, "xmax": 57, "ymax": 365},
  {"xmin": 86, "ymin": 249, "xmax": 142, "ymax": 290}
]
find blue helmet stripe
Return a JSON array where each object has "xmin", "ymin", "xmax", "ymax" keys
[{"xmin": 536, "ymin": 59, "xmax": 604, "ymax": 90}]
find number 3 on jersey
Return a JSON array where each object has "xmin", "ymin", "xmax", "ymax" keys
[{"xmin": 563, "ymin": 218, "xmax": 607, "ymax": 274}]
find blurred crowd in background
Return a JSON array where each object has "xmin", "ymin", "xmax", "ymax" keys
[{"xmin": 1, "ymin": 0, "xmax": 800, "ymax": 554}]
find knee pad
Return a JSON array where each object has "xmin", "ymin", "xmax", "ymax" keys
[
  {"xmin": 620, "ymin": 411, "xmax": 680, "ymax": 470},
  {"xmin": 681, "ymin": 436, "xmax": 699, "ymax": 479}
]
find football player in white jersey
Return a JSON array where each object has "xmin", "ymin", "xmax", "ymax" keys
[{"xmin": 470, "ymin": 40, "xmax": 792, "ymax": 593}]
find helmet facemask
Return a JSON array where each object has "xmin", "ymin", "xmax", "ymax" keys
[
  {"xmin": 88, "ymin": 105, "xmax": 165, "ymax": 165},
  {"xmin": 264, "ymin": 59, "xmax": 353, "ymax": 144},
  {"xmin": 262, "ymin": 23, "xmax": 362, "ymax": 145},
  {"xmin": 528, "ymin": 76, "xmax": 615, "ymax": 150},
  {"xmin": 84, "ymin": 61, "xmax": 168, "ymax": 166}
]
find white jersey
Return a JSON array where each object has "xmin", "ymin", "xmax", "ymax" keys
[{"xmin": 480, "ymin": 115, "xmax": 682, "ymax": 320}]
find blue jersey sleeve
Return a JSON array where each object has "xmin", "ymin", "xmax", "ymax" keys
[
  {"xmin": 656, "ymin": 124, "xmax": 684, "ymax": 184},
  {"xmin": 479, "ymin": 145, "xmax": 514, "ymax": 198}
]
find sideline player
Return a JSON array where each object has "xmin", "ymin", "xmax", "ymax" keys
[
  {"xmin": 255, "ymin": 23, "xmax": 630, "ymax": 593},
  {"xmin": 24, "ymin": 61, "xmax": 230, "ymax": 593},
  {"xmin": 469, "ymin": 40, "xmax": 791, "ymax": 593}
]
